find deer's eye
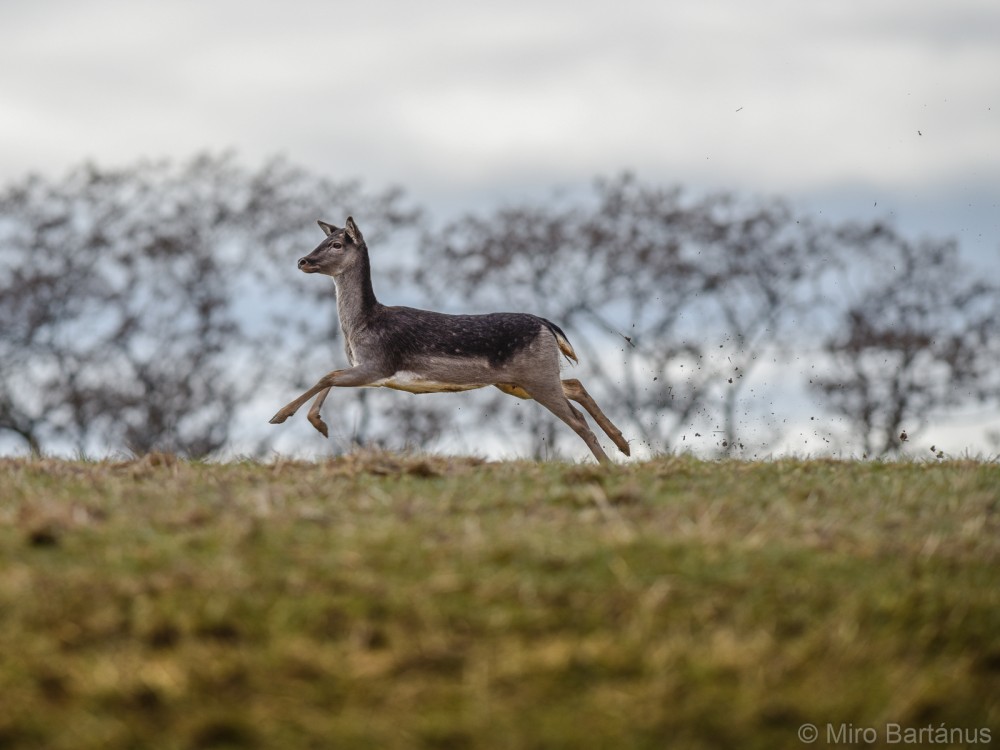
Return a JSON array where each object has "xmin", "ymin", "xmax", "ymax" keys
[{"xmin": 332, "ymin": 242, "xmax": 343, "ymax": 249}]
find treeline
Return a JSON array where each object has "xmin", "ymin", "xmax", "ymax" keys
[{"xmin": 1, "ymin": 153, "xmax": 997, "ymax": 458}]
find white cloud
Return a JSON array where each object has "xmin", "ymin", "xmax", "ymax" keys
[{"xmin": 1, "ymin": 0, "xmax": 997, "ymax": 199}]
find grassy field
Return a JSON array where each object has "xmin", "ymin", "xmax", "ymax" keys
[{"xmin": 1, "ymin": 453, "xmax": 998, "ymax": 749}]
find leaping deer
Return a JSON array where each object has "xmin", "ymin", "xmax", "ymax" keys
[{"xmin": 269, "ymin": 217, "xmax": 630, "ymax": 463}]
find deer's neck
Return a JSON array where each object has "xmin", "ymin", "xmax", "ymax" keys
[{"xmin": 333, "ymin": 254, "xmax": 379, "ymax": 334}]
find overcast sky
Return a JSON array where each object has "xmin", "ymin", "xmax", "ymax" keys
[
  {"xmin": 1, "ymin": 0, "xmax": 998, "ymax": 266},
  {"xmin": 2, "ymin": 0, "xmax": 998, "ymax": 458}
]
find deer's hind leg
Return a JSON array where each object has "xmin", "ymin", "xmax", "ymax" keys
[
  {"xmin": 562, "ymin": 379, "xmax": 630, "ymax": 456},
  {"xmin": 517, "ymin": 380, "xmax": 610, "ymax": 464}
]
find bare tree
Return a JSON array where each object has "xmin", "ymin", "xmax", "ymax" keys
[
  {"xmin": 812, "ymin": 225, "xmax": 1000, "ymax": 456},
  {"xmin": 2, "ymin": 160, "xmax": 994, "ymax": 459},
  {"xmin": 416, "ymin": 174, "xmax": 839, "ymax": 456},
  {"xmin": 0, "ymin": 153, "xmax": 420, "ymax": 456}
]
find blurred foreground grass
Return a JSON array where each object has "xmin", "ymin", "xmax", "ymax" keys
[{"xmin": 1, "ymin": 453, "xmax": 998, "ymax": 749}]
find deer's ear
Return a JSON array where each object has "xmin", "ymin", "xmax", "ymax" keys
[
  {"xmin": 317, "ymin": 220, "xmax": 339, "ymax": 236},
  {"xmin": 345, "ymin": 216, "xmax": 364, "ymax": 245}
]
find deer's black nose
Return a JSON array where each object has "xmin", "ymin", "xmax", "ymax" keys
[{"xmin": 298, "ymin": 257, "xmax": 319, "ymax": 273}]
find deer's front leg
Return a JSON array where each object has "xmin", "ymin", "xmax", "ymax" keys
[
  {"xmin": 269, "ymin": 365, "xmax": 382, "ymax": 425},
  {"xmin": 307, "ymin": 388, "xmax": 332, "ymax": 437}
]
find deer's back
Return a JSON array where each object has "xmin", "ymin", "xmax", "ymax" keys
[{"xmin": 367, "ymin": 307, "xmax": 560, "ymax": 371}]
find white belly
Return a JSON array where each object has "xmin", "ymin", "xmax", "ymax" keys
[{"xmin": 369, "ymin": 371, "xmax": 488, "ymax": 394}]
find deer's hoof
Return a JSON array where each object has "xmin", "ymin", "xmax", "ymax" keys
[
  {"xmin": 308, "ymin": 417, "xmax": 329, "ymax": 438},
  {"xmin": 269, "ymin": 413, "xmax": 290, "ymax": 425}
]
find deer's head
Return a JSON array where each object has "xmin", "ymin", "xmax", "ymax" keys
[{"xmin": 298, "ymin": 217, "xmax": 366, "ymax": 277}]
